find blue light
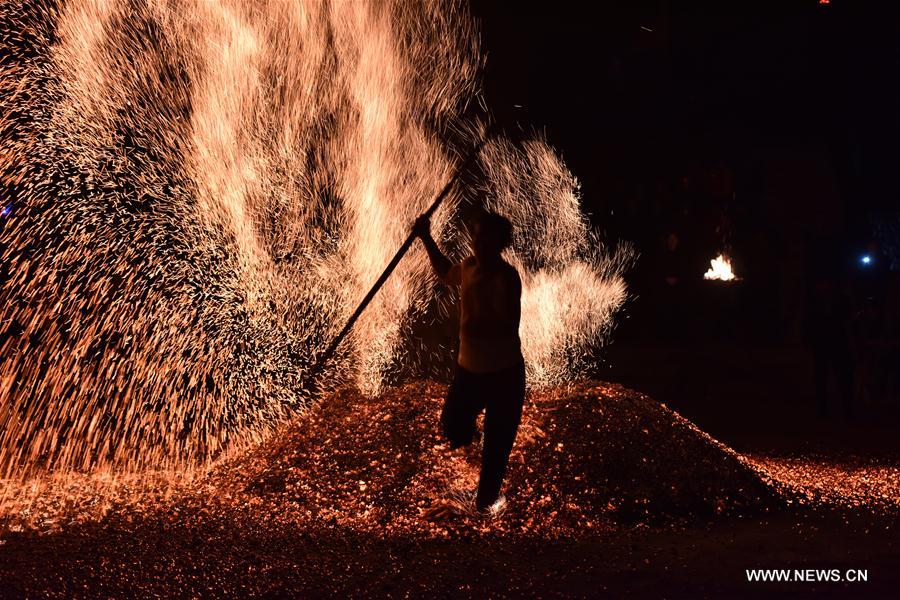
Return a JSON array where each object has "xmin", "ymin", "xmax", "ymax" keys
[
  {"xmin": 861, "ymin": 255, "xmax": 872, "ymax": 266},
  {"xmin": 0, "ymin": 205, "xmax": 10, "ymax": 217}
]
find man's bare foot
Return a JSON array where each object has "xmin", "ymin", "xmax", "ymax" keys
[{"xmin": 475, "ymin": 494, "xmax": 507, "ymax": 517}]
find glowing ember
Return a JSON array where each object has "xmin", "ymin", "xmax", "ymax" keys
[
  {"xmin": 704, "ymin": 254, "xmax": 738, "ymax": 281},
  {"xmin": 0, "ymin": 381, "xmax": 784, "ymax": 539},
  {"xmin": 1, "ymin": 381, "xmax": 896, "ymax": 596},
  {"xmin": 6, "ymin": 381, "xmax": 896, "ymax": 543},
  {"xmin": 0, "ymin": 1, "xmax": 631, "ymax": 484}
]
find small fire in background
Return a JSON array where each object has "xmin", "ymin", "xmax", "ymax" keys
[{"xmin": 704, "ymin": 254, "xmax": 738, "ymax": 282}]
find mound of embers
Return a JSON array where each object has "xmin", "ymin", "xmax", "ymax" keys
[{"xmin": 206, "ymin": 381, "xmax": 784, "ymax": 538}]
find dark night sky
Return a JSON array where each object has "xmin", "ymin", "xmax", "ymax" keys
[
  {"xmin": 470, "ymin": 0, "xmax": 900, "ymax": 236},
  {"xmin": 468, "ymin": 0, "xmax": 900, "ymax": 344}
]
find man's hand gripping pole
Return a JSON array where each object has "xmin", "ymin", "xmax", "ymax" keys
[{"xmin": 304, "ymin": 128, "xmax": 498, "ymax": 388}]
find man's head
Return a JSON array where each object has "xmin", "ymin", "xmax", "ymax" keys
[{"xmin": 472, "ymin": 211, "xmax": 513, "ymax": 262}]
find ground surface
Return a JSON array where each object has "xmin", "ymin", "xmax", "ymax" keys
[{"xmin": 1, "ymin": 380, "xmax": 898, "ymax": 598}]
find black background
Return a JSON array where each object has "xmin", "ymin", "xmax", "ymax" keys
[{"xmin": 470, "ymin": 0, "xmax": 900, "ymax": 452}]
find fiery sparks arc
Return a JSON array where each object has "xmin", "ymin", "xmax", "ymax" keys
[{"xmin": 0, "ymin": 0, "xmax": 631, "ymax": 482}]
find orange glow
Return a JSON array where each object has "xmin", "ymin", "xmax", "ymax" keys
[
  {"xmin": 0, "ymin": 0, "xmax": 631, "ymax": 491},
  {"xmin": 704, "ymin": 254, "xmax": 738, "ymax": 281}
]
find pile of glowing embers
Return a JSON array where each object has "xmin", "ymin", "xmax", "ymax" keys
[
  {"xmin": 222, "ymin": 381, "xmax": 782, "ymax": 538},
  {"xmin": 4, "ymin": 381, "xmax": 899, "ymax": 544}
]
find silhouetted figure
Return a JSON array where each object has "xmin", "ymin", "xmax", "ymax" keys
[
  {"xmin": 851, "ymin": 298, "xmax": 878, "ymax": 413},
  {"xmin": 657, "ymin": 230, "xmax": 690, "ymax": 340},
  {"xmin": 805, "ymin": 278, "xmax": 854, "ymax": 419},
  {"xmin": 414, "ymin": 211, "xmax": 525, "ymax": 513}
]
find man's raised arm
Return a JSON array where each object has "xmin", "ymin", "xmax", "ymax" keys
[{"xmin": 413, "ymin": 215, "xmax": 460, "ymax": 285}]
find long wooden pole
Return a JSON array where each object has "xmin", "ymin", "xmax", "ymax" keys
[{"xmin": 305, "ymin": 133, "xmax": 493, "ymax": 385}]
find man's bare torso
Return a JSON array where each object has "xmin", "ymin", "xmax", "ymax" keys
[{"xmin": 449, "ymin": 256, "xmax": 523, "ymax": 372}]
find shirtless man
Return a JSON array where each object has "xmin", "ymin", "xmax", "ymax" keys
[{"xmin": 413, "ymin": 211, "xmax": 526, "ymax": 514}]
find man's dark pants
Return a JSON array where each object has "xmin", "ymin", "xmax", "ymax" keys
[{"xmin": 440, "ymin": 360, "xmax": 526, "ymax": 511}]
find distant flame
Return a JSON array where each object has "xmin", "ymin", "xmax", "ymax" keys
[{"xmin": 704, "ymin": 254, "xmax": 737, "ymax": 281}]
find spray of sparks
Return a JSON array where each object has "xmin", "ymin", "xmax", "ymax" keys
[{"xmin": 0, "ymin": 0, "xmax": 631, "ymax": 485}]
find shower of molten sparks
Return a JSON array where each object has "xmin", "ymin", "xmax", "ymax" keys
[
  {"xmin": 0, "ymin": 0, "xmax": 631, "ymax": 483},
  {"xmin": 704, "ymin": 254, "xmax": 737, "ymax": 281}
]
